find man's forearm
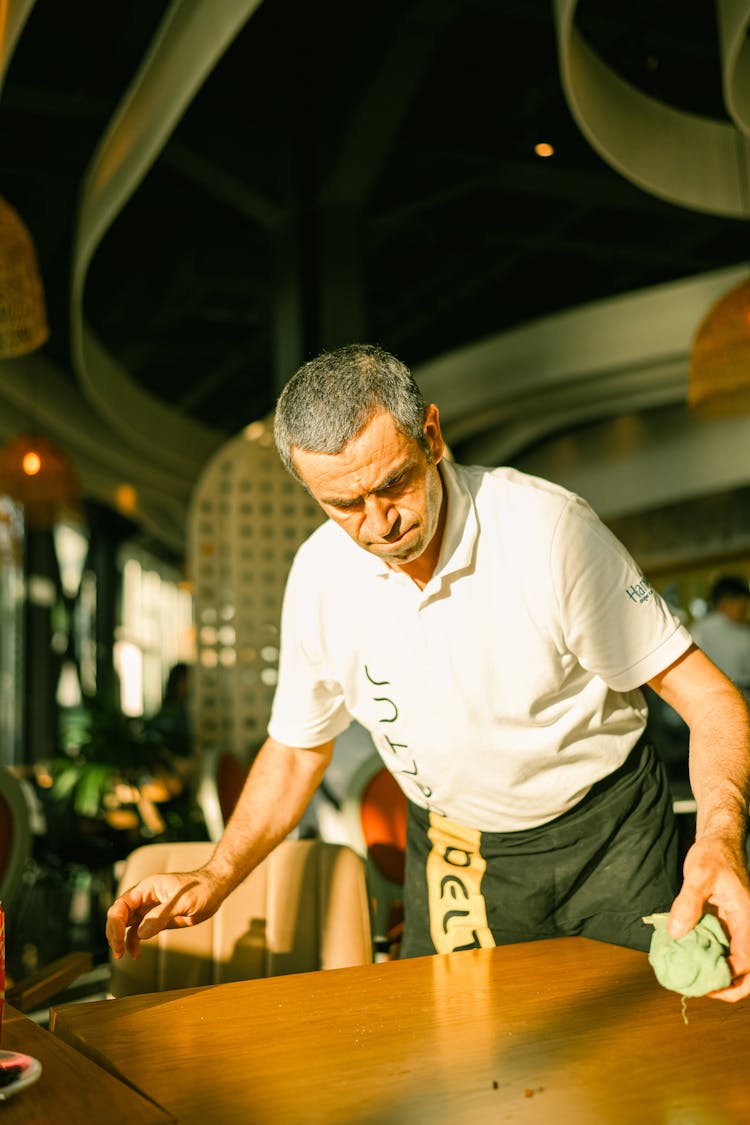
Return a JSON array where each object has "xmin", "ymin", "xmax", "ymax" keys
[
  {"xmin": 649, "ymin": 645, "xmax": 750, "ymax": 851},
  {"xmin": 203, "ymin": 736, "xmax": 334, "ymax": 894},
  {"xmin": 689, "ymin": 684, "xmax": 750, "ymax": 850},
  {"xmin": 647, "ymin": 648, "xmax": 746, "ymax": 846},
  {"xmin": 650, "ymin": 645, "xmax": 750, "ymax": 996}
]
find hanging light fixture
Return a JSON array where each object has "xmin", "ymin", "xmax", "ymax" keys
[
  {"xmin": 0, "ymin": 433, "xmax": 81, "ymax": 528},
  {"xmin": 688, "ymin": 278, "xmax": 750, "ymax": 417},
  {"xmin": 0, "ymin": 195, "xmax": 49, "ymax": 358}
]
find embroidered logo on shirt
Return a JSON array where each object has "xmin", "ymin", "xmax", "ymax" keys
[{"xmin": 626, "ymin": 578, "xmax": 653, "ymax": 605}]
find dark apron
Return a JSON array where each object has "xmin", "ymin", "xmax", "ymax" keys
[{"xmin": 401, "ymin": 735, "xmax": 680, "ymax": 957}]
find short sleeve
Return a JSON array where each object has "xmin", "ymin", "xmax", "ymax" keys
[
  {"xmin": 551, "ymin": 496, "xmax": 693, "ymax": 691},
  {"xmin": 267, "ymin": 549, "xmax": 352, "ymax": 748}
]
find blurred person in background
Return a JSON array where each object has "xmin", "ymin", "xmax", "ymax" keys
[
  {"xmin": 149, "ymin": 663, "xmax": 193, "ymax": 760},
  {"xmin": 692, "ymin": 576, "xmax": 750, "ymax": 698}
]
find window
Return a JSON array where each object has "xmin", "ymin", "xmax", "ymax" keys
[{"xmin": 114, "ymin": 545, "xmax": 194, "ymax": 717}]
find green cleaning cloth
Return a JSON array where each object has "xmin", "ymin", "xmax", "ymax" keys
[{"xmin": 643, "ymin": 912, "xmax": 732, "ymax": 997}]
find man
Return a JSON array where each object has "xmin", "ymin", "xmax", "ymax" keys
[
  {"xmin": 691, "ymin": 575, "xmax": 750, "ymax": 695},
  {"xmin": 107, "ymin": 344, "xmax": 750, "ymax": 1001}
]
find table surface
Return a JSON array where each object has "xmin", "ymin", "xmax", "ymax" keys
[
  {"xmin": 51, "ymin": 937, "xmax": 750, "ymax": 1125},
  {"xmin": 0, "ymin": 1004, "xmax": 174, "ymax": 1123}
]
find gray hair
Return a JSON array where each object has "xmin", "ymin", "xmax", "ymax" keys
[{"xmin": 274, "ymin": 343, "xmax": 428, "ymax": 478}]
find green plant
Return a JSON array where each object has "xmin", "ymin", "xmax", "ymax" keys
[
  {"xmin": 42, "ymin": 695, "xmax": 208, "ymax": 853},
  {"xmin": 50, "ymin": 697, "xmax": 174, "ymax": 819}
]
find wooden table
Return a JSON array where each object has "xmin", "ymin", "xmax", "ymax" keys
[
  {"xmin": 50, "ymin": 937, "xmax": 750, "ymax": 1124},
  {"xmin": 0, "ymin": 1003, "xmax": 174, "ymax": 1123}
]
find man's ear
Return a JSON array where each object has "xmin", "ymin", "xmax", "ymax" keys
[{"xmin": 423, "ymin": 403, "xmax": 445, "ymax": 465}]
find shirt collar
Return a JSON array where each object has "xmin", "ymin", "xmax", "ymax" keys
[
  {"xmin": 368, "ymin": 457, "xmax": 478, "ymax": 586},
  {"xmin": 430, "ymin": 458, "xmax": 478, "ymax": 582}
]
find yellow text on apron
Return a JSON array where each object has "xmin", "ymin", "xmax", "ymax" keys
[{"xmin": 426, "ymin": 813, "xmax": 496, "ymax": 953}]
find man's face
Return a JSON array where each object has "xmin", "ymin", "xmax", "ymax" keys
[{"xmin": 292, "ymin": 405, "xmax": 446, "ymax": 577}]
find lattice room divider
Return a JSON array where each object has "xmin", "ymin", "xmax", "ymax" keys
[{"xmin": 187, "ymin": 418, "xmax": 325, "ymax": 766}]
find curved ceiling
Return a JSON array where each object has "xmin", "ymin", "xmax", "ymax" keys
[{"xmin": 1, "ymin": 0, "xmax": 749, "ymax": 555}]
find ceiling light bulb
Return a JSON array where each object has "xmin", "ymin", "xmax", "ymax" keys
[
  {"xmin": 22, "ymin": 449, "xmax": 42, "ymax": 475},
  {"xmin": 115, "ymin": 483, "xmax": 138, "ymax": 514},
  {"xmin": 534, "ymin": 142, "xmax": 555, "ymax": 158}
]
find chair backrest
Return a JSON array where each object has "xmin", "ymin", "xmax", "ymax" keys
[
  {"xmin": 196, "ymin": 746, "xmax": 249, "ymax": 842},
  {"xmin": 340, "ymin": 753, "xmax": 407, "ymax": 942},
  {"xmin": 110, "ymin": 838, "xmax": 372, "ymax": 997},
  {"xmin": 358, "ymin": 767, "xmax": 407, "ymax": 885},
  {"xmin": 0, "ymin": 766, "xmax": 32, "ymax": 909}
]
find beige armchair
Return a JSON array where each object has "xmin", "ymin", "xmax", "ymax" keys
[{"xmin": 109, "ymin": 838, "xmax": 372, "ymax": 997}]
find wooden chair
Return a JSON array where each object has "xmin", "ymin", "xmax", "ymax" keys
[
  {"xmin": 0, "ymin": 768, "xmax": 100, "ymax": 1015},
  {"xmin": 109, "ymin": 837, "xmax": 372, "ymax": 997},
  {"xmin": 5, "ymin": 951, "xmax": 95, "ymax": 1014}
]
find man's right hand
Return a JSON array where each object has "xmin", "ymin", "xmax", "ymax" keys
[
  {"xmin": 105, "ymin": 737, "xmax": 335, "ymax": 961},
  {"xmin": 105, "ymin": 870, "xmax": 223, "ymax": 960}
]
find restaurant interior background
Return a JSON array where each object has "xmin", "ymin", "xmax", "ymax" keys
[{"xmin": 1, "ymin": 0, "xmax": 750, "ymax": 1000}]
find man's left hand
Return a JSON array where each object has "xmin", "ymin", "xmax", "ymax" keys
[{"xmin": 669, "ymin": 836, "xmax": 750, "ymax": 1002}]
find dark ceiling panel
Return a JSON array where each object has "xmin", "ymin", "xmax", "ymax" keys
[{"xmin": 1, "ymin": 0, "xmax": 747, "ymax": 441}]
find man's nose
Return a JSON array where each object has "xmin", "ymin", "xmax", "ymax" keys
[{"xmin": 363, "ymin": 495, "xmax": 398, "ymax": 538}]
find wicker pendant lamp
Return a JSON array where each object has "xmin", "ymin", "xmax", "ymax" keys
[
  {"xmin": 688, "ymin": 279, "xmax": 750, "ymax": 417},
  {"xmin": 0, "ymin": 195, "xmax": 49, "ymax": 358}
]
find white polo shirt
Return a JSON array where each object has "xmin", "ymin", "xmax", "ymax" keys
[{"xmin": 268, "ymin": 460, "xmax": 692, "ymax": 832}]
